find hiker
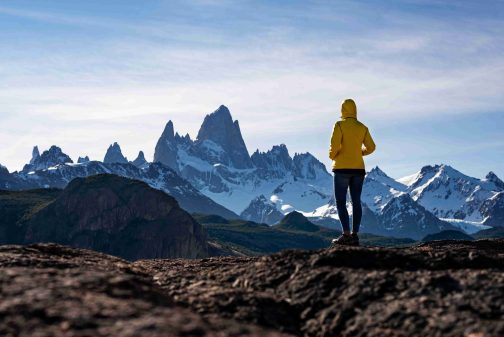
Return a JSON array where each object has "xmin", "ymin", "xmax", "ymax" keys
[{"xmin": 329, "ymin": 99, "xmax": 375, "ymax": 246}]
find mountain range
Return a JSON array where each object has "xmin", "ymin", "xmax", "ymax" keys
[{"xmin": 1, "ymin": 104, "xmax": 503, "ymax": 240}]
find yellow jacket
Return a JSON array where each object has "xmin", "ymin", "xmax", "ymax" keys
[{"xmin": 329, "ymin": 99, "xmax": 376, "ymax": 170}]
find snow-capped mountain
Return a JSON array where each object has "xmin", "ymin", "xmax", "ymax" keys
[
  {"xmin": 304, "ymin": 167, "xmax": 458, "ymax": 239},
  {"xmin": 2, "ymin": 104, "xmax": 503, "ymax": 240},
  {"xmin": 398, "ymin": 164, "xmax": 503, "ymax": 229},
  {"xmin": 361, "ymin": 166, "xmax": 407, "ymax": 213},
  {"xmin": 480, "ymin": 192, "xmax": 504, "ymax": 227},
  {"xmin": 1, "ymin": 146, "xmax": 238, "ymax": 219},
  {"xmin": 240, "ymin": 195, "xmax": 284, "ymax": 224},
  {"xmin": 153, "ymin": 105, "xmax": 333, "ymax": 215},
  {"xmin": 378, "ymin": 193, "xmax": 455, "ymax": 239},
  {"xmin": 23, "ymin": 146, "xmax": 73, "ymax": 172}
]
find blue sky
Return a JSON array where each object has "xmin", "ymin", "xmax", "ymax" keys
[{"xmin": 1, "ymin": 0, "xmax": 503, "ymax": 179}]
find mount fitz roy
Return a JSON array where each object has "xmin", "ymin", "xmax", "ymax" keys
[{"xmin": 1, "ymin": 104, "xmax": 503, "ymax": 240}]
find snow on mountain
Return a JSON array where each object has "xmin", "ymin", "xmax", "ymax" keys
[
  {"xmin": 240, "ymin": 195, "xmax": 284, "ymax": 224},
  {"xmin": 251, "ymin": 144, "xmax": 293, "ymax": 179},
  {"xmin": 152, "ymin": 105, "xmax": 333, "ymax": 215},
  {"xmin": 292, "ymin": 152, "xmax": 330, "ymax": 181},
  {"xmin": 439, "ymin": 218, "xmax": 491, "ymax": 234},
  {"xmin": 4, "ymin": 104, "xmax": 503, "ymax": 239},
  {"xmin": 400, "ymin": 164, "xmax": 503, "ymax": 223},
  {"xmin": 361, "ymin": 167, "xmax": 406, "ymax": 213},
  {"xmin": 22, "ymin": 146, "xmax": 73, "ymax": 172},
  {"xmin": 104, "ymin": 142, "xmax": 128, "ymax": 164},
  {"xmin": 479, "ymin": 191, "xmax": 504, "ymax": 227},
  {"xmin": 378, "ymin": 193, "xmax": 456, "ymax": 239},
  {"xmin": 485, "ymin": 171, "xmax": 504, "ymax": 190},
  {"xmin": 303, "ymin": 196, "xmax": 340, "ymax": 220},
  {"xmin": 303, "ymin": 167, "xmax": 458, "ymax": 238},
  {"xmin": 1, "ymin": 157, "xmax": 238, "ymax": 219}
]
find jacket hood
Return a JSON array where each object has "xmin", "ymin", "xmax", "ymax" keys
[{"xmin": 341, "ymin": 99, "xmax": 357, "ymax": 118}]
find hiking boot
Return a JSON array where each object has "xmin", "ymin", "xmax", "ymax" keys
[
  {"xmin": 331, "ymin": 234, "xmax": 354, "ymax": 246},
  {"xmin": 351, "ymin": 233, "xmax": 360, "ymax": 246}
]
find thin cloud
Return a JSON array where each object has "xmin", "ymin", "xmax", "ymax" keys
[{"xmin": 0, "ymin": 1, "xmax": 503, "ymax": 178}]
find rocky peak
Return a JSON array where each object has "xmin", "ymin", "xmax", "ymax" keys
[
  {"xmin": 154, "ymin": 120, "xmax": 180, "ymax": 172},
  {"xmin": 240, "ymin": 195, "xmax": 283, "ymax": 225},
  {"xmin": 23, "ymin": 145, "xmax": 73, "ymax": 172},
  {"xmin": 0, "ymin": 163, "xmax": 9, "ymax": 178},
  {"xmin": 485, "ymin": 171, "xmax": 504, "ymax": 190},
  {"xmin": 292, "ymin": 152, "xmax": 330, "ymax": 180},
  {"xmin": 368, "ymin": 166, "xmax": 387, "ymax": 177},
  {"xmin": 77, "ymin": 156, "xmax": 90, "ymax": 164},
  {"xmin": 251, "ymin": 144, "xmax": 293, "ymax": 177},
  {"xmin": 161, "ymin": 120, "xmax": 175, "ymax": 141},
  {"xmin": 407, "ymin": 164, "xmax": 442, "ymax": 190},
  {"xmin": 365, "ymin": 166, "xmax": 406, "ymax": 192},
  {"xmin": 104, "ymin": 142, "xmax": 128, "ymax": 164},
  {"xmin": 196, "ymin": 105, "xmax": 253, "ymax": 169},
  {"xmin": 132, "ymin": 151, "xmax": 148, "ymax": 168},
  {"xmin": 419, "ymin": 164, "xmax": 437, "ymax": 175},
  {"xmin": 30, "ymin": 146, "xmax": 40, "ymax": 164}
]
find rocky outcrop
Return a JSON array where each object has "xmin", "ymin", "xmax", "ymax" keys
[
  {"xmin": 22, "ymin": 174, "xmax": 209, "ymax": 259},
  {"xmin": 103, "ymin": 142, "xmax": 128, "ymax": 164},
  {"xmin": 136, "ymin": 239, "xmax": 504, "ymax": 337},
  {"xmin": 1, "ymin": 240, "xmax": 503, "ymax": 336},
  {"xmin": 0, "ymin": 243, "xmax": 288, "ymax": 337}
]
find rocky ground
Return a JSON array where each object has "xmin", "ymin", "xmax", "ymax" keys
[{"xmin": 1, "ymin": 240, "xmax": 503, "ymax": 337}]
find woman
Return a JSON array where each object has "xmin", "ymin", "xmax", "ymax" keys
[{"xmin": 329, "ymin": 99, "xmax": 376, "ymax": 246}]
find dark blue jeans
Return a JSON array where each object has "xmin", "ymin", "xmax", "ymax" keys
[{"xmin": 333, "ymin": 172, "xmax": 365, "ymax": 233}]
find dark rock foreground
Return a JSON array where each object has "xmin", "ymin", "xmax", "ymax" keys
[{"xmin": 1, "ymin": 240, "xmax": 504, "ymax": 337}]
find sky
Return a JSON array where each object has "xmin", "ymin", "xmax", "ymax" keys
[{"xmin": 1, "ymin": 0, "xmax": 503, "ymax": 179}]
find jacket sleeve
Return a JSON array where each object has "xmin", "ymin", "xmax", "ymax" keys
[
  {"xmin": 329, "ymin": 122, "xmax": 342, "ymax": 160},
  {"xmin": 362, "ymin": 128, "xmax": 376, "ymax": 156}
]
